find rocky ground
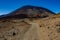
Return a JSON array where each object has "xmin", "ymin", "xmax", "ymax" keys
[{"xmin": 0, "ymin": 15, "xmax": 60, "ymax": 40}]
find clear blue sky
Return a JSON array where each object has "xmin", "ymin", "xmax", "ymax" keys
[{"xmin": 0, "ymin": 0, "xmax": 60, "ymax": 15}]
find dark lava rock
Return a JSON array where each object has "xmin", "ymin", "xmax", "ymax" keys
[{"xmin": 0, "ymin": 5, "xmax": 55, "ymax": 19}]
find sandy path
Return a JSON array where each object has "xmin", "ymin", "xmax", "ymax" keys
[{"xmin": 22, "ymin": 21, "xmax": 40, "ymax": 40}]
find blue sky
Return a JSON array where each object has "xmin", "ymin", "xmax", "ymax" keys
[{"xmin": 0, "ymin": 0, "xmax": 60, "ymax": 15}]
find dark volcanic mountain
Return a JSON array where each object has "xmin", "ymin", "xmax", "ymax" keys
[
  {"xmin": 0, "ymin": 5, "xmax": 60, "ymax": 40},
  {"xmin": 0, "ymin": 5, "xmax": 55, "ymax": 19}
]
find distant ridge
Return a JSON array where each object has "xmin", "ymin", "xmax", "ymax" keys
[{"xmin": 0, "ymin": 5, "xmax": 56, "ymax": 19}]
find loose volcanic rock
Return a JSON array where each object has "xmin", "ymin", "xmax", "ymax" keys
[{"xmin": 0, "ymin": 5, "xmax": 60, "ymax": 40}]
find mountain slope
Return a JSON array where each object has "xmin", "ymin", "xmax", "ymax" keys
[
  {"xmin": 0, "ymin": 5, "xmax": 60, "ymax": 40},
  {"xmin": 0, "ymin": 5, "xmax": 55, "ymax": 19}
]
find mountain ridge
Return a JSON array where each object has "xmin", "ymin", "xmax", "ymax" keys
[{"xmin": 0, "ymin": 5, "xmax": 55, "ymax": 19}]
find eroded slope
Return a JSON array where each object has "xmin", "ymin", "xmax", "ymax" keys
[{"xmin": 0, "ymin": 16, "xmax": 60, "ymax": 40}]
